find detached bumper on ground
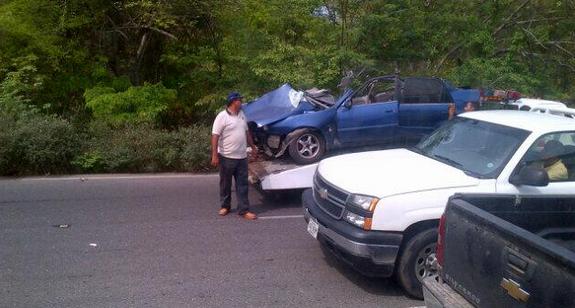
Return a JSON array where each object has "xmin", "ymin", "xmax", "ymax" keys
[{"xmin": 302, "ymin": 188, "xmax": 402, "ymax": 277}]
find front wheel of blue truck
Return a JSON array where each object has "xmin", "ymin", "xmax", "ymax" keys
[
  {"xmin": 396, "ymin": 228, "xmax": 438, "ymax": 299},
  {"xmin": 288, "ymin": 131, "xmax": 325, "ymax": 164}
]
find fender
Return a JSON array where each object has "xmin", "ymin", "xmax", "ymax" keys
[{"xmin": 274, "ymin": 128, "xmax": 321, "ymax": 158}]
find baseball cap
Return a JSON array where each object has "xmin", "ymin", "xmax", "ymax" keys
[{"xmin": 226, "ymin": 92, "xmax": 243, "ymax": 104}]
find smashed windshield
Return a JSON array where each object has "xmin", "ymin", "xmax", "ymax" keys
[{"xmin": 414, "ymin": 117, "xmax": 530, "ymax": 178}]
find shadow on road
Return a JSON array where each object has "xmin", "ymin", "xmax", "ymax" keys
[
  {"xmin": 251, "ymin": 188, "xmax": 304, "ymax": 215},
  {"xmin": 319, "ymin": 242, "xmax": 413, "ymax": 299},
  {"xmin": 248, "ymin": 178, "xmax": 419, "ymax": 301}
]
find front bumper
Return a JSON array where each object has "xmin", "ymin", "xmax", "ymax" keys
[
  {"xmin": 422, "ymin": 276, "xmax": 474, "ymax": 308},
  {"xmin": 302, "ymin": 188, "xmax": 402, "ymax": 277}
]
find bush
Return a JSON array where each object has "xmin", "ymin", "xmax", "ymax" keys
[
  {"xmin": 72, "ymin": 121, "xmax": 212, "ymax": 173},
  {"xmin": 0, "ymin": 112, "xmax": 212, "ymax": 175},
  {"xmin": 0, "ymin": 114, "xmax": 81, "ymax": 175},
  {"xmin": 178, "ymin": 126, "xmax": 212, "ymax": 172},
  {"xmin": 70, "ymin": 151, "xmax": 106, "ymax": 173}
]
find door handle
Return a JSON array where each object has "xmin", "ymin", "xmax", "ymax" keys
[
  {"xmin": 503, "ymin": 247, "xmax": 536, "ymax": 278},
  {"xmin": 508, "ymin": 252, "xmax": 528, "ymax": 272}
]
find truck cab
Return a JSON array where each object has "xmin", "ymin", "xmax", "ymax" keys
[{"xmin": 303, "ymin": 110, "xmax": 575, "ymax": 298}]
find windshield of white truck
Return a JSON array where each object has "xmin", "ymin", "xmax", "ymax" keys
[{"xmin": 413, "ymin": 118, "xmax": 530, "ymax": 178}]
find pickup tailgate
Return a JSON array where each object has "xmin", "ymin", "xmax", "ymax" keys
[{"xmin": 442, "ymin": 195, "xmax": 575, "ymax": 307}]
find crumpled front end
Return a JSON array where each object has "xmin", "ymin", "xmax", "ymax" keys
[{"xmin": 243, "ymin": 84, "xmax": 334, "ymax": 158}]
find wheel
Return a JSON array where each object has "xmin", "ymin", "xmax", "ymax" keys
[
  {"xmin": 288, "ymin": 131, "xmax": 325, "ymax": 164},
  {"xmin": 396, "ymin": 228, "xmax": 438, "ymax": 299}
]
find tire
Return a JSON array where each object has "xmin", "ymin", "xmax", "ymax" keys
[
  {"xmin": 288, "ymin": 131, "xmax": 326, "ymax": 165},
  {"xmin": 396, "ymin": 228, "xmax": 438, "ymax": 299}
]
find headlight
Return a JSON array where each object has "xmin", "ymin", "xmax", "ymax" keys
[
  {"xmin": 347, "ymin": 194, "xmax": 379, "ymax": 212},
  {"xmin": 344, "ymin": 211, "xmax": 372, "ymax": 230}
]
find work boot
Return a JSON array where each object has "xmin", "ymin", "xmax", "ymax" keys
[{"xmin": 241, "ymin": 211, "xmax": 257, "ymax": 220}]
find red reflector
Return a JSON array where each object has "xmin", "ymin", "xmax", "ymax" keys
[
  {"xmin": 437, "ymin": 214, "xmax": 446, "ymax": 266},
  {"xmin": 507, "ymin": 90, "xmax": 521, "ymax": 101}
]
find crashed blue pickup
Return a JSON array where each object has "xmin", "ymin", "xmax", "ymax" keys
[{"xmin": 243, "ymin": 75, "xmax": 480, "ymax": 164}]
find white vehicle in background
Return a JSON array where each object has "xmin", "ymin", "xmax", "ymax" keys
[
  {"xmin": 511, "ymin": 98, "xmax": 575, "ymax": 118},
  {"xmin": 510, "ymin": 98, "xmax": 567, "ymax": 111},
  {"xmin": 303, "ymin": 110, "xmax": 575, "ymax": 299},
  {"xmin": 530, "ymin": 105, "xmax": 575, "ymax": 119}
]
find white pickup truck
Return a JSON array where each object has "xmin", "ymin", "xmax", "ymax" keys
[{"xmin": 303, "ymin": 110, "xmax": 575, "ymax": 299}]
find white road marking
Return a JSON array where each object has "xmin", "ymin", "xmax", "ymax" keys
[
  {"xmin": 13, "ymin": 174, "xmax": 218, "ymax": 182},
  {"xmin": 258, "ymin": 215, "xmax": 304, "ymax": 220}
]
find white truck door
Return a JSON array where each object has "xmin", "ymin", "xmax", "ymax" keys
[{"xmin": 497, "ymin": 131, "xmax": 575, "ymax": 194}]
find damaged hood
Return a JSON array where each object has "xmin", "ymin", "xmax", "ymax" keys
[
  {"xmin": 242, "ymin": 84, "xmax": 305, "ymax": 127},
  {"xmin": 317, "ymin": 149, "xmax": 480, "ymax": 198}
]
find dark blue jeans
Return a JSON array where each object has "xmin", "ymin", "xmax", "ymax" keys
[{"xmin": 219, "ymin": 155, "xmax": 250, "ymax": 214}]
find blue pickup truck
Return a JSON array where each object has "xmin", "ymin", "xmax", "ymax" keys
[{"xmin": 243, "ymin": 75, "xmax": 480, "ymax": 164}]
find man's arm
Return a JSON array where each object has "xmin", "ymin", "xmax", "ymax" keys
[
  {"xmin": 247, "ymin": 130, "xmax": 256, "ymax": 150},
  {"xmin": 211, "ymin": 134, "xmax": 220, "ymax": 166},
  {"xmin": 247, "ymin": 130, "xmax": 257, "ymax": 158}
]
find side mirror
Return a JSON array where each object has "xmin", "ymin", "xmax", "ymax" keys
[
  {"xmin": 344, "ymin": 100, "xmax": 352, "ymax": 109},
  {"xmin": 510, "ymin": 165, "xmax": 549, "ymax": 187}
]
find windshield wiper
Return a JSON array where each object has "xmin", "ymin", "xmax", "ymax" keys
[
  {"xmin": 432, "ymin": 154, "xmax": 487, "ymax": 178},
  {"xmin": 433, "ymin": 154, "xmax": 463, "ymax": 168},
  {"xmin": 408, "ymin": 147, "xmax": 424, "ymax": 155}
]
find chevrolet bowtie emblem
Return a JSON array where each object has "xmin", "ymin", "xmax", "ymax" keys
[
  {"xmin": 501, "ymin": 278, "xmax": 530, "ymax": 302},
  {"xmin": 319, "ymin": 188, "xmax": 328, "ymax": 199}
]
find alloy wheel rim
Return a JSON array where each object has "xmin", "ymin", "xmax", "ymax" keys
[
  {"xmin": 297, "ymin": 134, "xmax": 320, "ymax": 158},
  {"xmin": 415, "ymin": 243, "xmax": 437, "ymax": 282}
]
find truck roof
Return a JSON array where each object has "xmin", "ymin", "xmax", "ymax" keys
[
  {"xmin": 514, "ymin": 98, "xmax": 566, "ymax": 108},
  {"xmin": 459, "ymin": 110, "xmax": 575, "ymax": 133}
]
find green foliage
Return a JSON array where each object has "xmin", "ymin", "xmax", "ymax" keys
[
  {"xmin": 73, "ymin": 121, "xmax": 211, "ymax": 173},
  {"xmin": 71, "ymin": 151, "xmax": 106, "ymax": 173},
  {"xmin": 2, "ymin": 0, "xmax": 575, "ymax": 175},
  {"xmin": 2, "ymin": 0, "xmax": 574, "ymax": 114},
  {"xmin": 219, "ymin": 0, "xmax": 344, "ymax": 90},
  {"xmin": 0, "ymin": 113, "xmax": 80, "ymax": 175},
  {"xmin": 447, "ymin": 58, "xmax": 539, "ymax": 93},
  {"xmin": 84, "ymin": 83, "xmax": 177, "ymax": 125},
  {"xmin": 0, "ymin": 58, "xmax": 43, "ymax": 120}
]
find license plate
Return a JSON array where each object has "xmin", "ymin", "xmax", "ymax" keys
[{"xmin": 307, "ymin": 218, "xmax": 319, "ymax": 239}]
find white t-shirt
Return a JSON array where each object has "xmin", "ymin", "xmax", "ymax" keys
[{"xmin": 211, "ymin": 109, "xmax": 248, "ymax": 159}]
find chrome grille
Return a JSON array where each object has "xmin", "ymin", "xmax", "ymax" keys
[{"xmin": 313, "ymin": 173, "xmax": 349, "ymax": 220}]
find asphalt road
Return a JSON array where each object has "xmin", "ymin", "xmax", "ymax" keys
[{"xmin": 0, "ymin": 174, "xmax": 424, "ymax": 308}]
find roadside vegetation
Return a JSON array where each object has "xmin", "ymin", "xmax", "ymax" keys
[{"xmin": 1, "ymin": 0, "xmax": 574, "ymax": 175}]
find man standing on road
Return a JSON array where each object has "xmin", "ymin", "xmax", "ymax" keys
[{"xmin": 211, "ymin": 92, "xmax": 258, "ymax": 220}]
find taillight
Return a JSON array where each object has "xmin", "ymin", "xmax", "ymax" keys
[{"xmin": 437, "ymin": 214, "xmax": 446, "ymax": 267}]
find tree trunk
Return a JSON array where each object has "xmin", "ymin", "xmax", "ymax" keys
[{"xmin": 131, "ymin": 31, "xmax": 150, "ymax": 86}]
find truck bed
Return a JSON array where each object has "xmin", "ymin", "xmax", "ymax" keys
[{"xmin": 441, "ymin": 194, "xmax": 575, "ymax": 307}]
